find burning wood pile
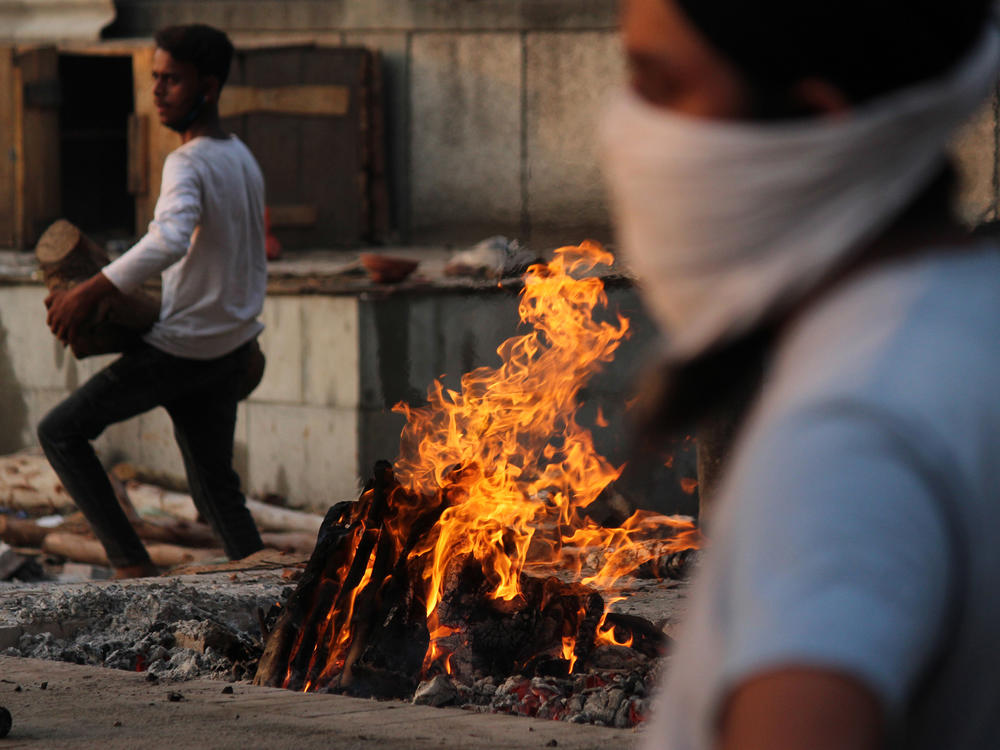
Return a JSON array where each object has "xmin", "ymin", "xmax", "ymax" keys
[{"xmin": 253, "ymin": 243, "xmax": 699, "ymax": 726}]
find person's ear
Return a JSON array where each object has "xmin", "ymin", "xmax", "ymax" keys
[
  {"xmin": 790, "ymin": 78, "xmax": 851, "ymax": 116},
  {"xmin": 202, "ymin": 75, "xmax": 222, "ymax": 105}
]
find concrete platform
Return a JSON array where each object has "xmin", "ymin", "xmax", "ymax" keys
[{"xmin": 0, "ymin": 656, "xmax": 637, "ymax": 749}]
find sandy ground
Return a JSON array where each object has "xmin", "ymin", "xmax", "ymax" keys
[{"xmin": 0, "ymin": 656, "xmax": 639, "ymax": 749}]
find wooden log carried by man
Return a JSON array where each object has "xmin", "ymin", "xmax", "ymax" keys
[{"xmin": 35, "ymin": 219, "xmax": 161, "ymax": 358}]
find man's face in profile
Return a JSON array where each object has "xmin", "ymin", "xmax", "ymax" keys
[{"xmin": 151, "ymin": 47, "xmax": 205, "ymax": 130}]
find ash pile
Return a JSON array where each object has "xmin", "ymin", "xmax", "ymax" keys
[
  {"xmin": 0, "ymin": 577, "xmax": 289, "ymax": 683},
  {"xmin": 411, "ymin": 643, "xmax": 669, "ymax": 728}
]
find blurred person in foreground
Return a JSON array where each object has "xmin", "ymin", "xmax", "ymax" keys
[
  {"xmin": 599, "ymin": 1, "xmax": 1000, "ymax": 748},
  {"xmin": 39, "ymin": 24, "xmax": 267, "ymax": 579}
]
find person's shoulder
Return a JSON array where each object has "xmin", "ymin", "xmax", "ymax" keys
[
  {"xmin": 165, "ymin": 138, "xmax": 214, "ymax": 171},
  {"xmin": 760, "ymin": 245, "xmax": 1000, "ymax": 443},
  {"xmin": 782, "ymin": 245, "xmax": 1000, "ymax": 380},
  {"xmin": 159, "ymin": 144, "xmax": 202, "ymax": 185},
  {"xmin": 214, "ymin": 134, "xmax": 256, "ymax": 158}
]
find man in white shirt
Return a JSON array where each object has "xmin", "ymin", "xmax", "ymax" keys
[
  {"xmin": 599, "ymin": 1, "xmax": 1000, "ymax": 748},
  {"xmin": 39, "ymin": 24, "xmax": 268, "ymax": 579}
]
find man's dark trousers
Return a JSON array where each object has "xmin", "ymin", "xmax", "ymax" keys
[{"xmin": 37, "ymin": 340, "xmax": 263, "ymax": 568}]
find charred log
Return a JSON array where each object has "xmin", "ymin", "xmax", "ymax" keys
[
  {"xmin": 252, "ymin": 499, "xmax": 356, "ymax": 687},
  {"xmin": 254, "ymin": 462, "xmax": 445, "ymax": 692},
  {"xmin": 431, "ymin": 555, "xmax": 604, "ymax": 683}
]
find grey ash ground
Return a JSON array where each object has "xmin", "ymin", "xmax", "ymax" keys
[{"xmin": 0, "ymin": 568, "xmax": 691, "ymax": 728}]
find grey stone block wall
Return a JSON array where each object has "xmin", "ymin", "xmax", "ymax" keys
[
  {"xmin": 409, "ymin": 33, "xmax": 524, "ymax": 239},
  {"xmin": 525, "ymin": 31, "xmax": 623, "ymax": 241}
]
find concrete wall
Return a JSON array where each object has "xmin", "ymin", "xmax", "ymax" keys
[
  {"xmin": 104, "ymin": 0, "xmax": 623, "ymax": 246},
  {"xmin": 0, "ymin": 278, "xmax": 700, "ymax": 516}
]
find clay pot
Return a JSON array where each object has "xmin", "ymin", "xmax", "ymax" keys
[{"xmin": 360, "ymin": 253, "xmax": 419, "ymax": 283}]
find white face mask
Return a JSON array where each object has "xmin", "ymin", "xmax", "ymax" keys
[{"xmin": 599, "ymin": 26, "xmax": 1000, "ymax": 362}]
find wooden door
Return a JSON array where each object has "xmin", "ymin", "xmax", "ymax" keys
[
  {"xmin": 221, "ymin": 44, "xmax": 389, "ymax": 249},
  {"xmin": 0, "ymin": 46, "xmax": 61, "ymax": 249}
]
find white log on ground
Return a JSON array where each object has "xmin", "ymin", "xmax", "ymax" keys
[
  {"xmin": 122, "ymin": 481, "xmax": 201, "ymax": 522},
  {"xmin": 126, "ymin": 482, "xmax": 325, "ymax": 534},
  {"xmin": 258, "ymin": 531, "xmax": 319, "ymax": 554},
  {"xmin": 244, "ymin": 498, "xmax": 324, "ymax": 534},
  {"xmin": 0, "ymin": 453, "xmax": 77, "ymax": 515},
  {"xmin": 0, "ymin": 541, "xmax": 25, "ymax": 580},
  {"xmin": 41, "ymin": 532, "xmax": 221, "ymax": 569}
]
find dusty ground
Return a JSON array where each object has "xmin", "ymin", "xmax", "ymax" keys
[{"xmin": 0, "ymin": 656, "xmax": 638, "ymax": 749}]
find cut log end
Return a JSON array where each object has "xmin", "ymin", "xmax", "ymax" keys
[
  {"xmin": 33, "ymin": 220, "xmax": 161, "ymax": 359},
  {"xmin": 34, "ymin": 219, "xmax": 109, "ymax": 289},
  {"xmin": 35, "ymin": 219, "xmax": 85, "ymax": 264}
]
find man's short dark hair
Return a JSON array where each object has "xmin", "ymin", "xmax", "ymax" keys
[
  {"xmin": 674, "ymin": 1, "xmax": 994, "ymax": 104},
  {"xmin": 154, "ymin": 24, "xmax": 234, "ymax": 88}
]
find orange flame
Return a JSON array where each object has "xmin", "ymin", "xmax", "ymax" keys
[
  {"xmin": 291, "ymin": 242, "xmax": 698, "ymax": 689},
  {"xmin": 595, "ymin": 600, "xmax": 634, "ymax": 649},
  {"xmin": 394, "ymin": 243, "xmax": 633, "ymax": 608},
  {"xmin": 596, "ymin": 625, "xmax": 634, "ymax": 649},
  {"xmin": 562, "ymin": 635, "xmax": 578, "ymax": 672}
]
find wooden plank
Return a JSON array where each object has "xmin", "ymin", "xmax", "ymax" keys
[
  {"xmin": 219, "ymin": 45, "xmax": 386, "ymax": 249},
  {"xmin": 15, "ymin": 46, "xmax": 61, "ymax": 248},
  {"xmin": 239, "ymin": 47, "xmax": 307, "ymax": 247},
  {"xmin": 268, "ymin": 203, "xmax": 318, "ymax": 227},
  {"xmin": 299, "ymin": 47, "xmax": 371, "ymax": 246},
  {"xmin": 220, "ymin": 84, "xmax": 349, "ymax": 118},
  {"xmin": 126, "ymin": 112, "xmax": 149, "ymax": 195},
  {"xmin": 367, "ymin": 50, "xmax": 392, "ymax": 242},
  {"xmin": 0, "ymin": 47, "xmax": 17, "ymax": 248}
]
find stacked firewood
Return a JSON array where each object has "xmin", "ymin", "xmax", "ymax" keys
[{"xmin": 0, "ymin": 451, "xmax": 326, "ymax": 574}]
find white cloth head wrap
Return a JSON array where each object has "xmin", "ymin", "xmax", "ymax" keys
[{"xmin": 600, "ymin": 24, "xmax": 1000, "ymax": 361}]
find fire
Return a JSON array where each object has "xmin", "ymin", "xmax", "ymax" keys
[
  {"xmin": 561, "ymin": 636, "xmax": 578, "ymax": 672},
  {"xmin": 284, "ymin": 242, "xmax": 698, "ymax": 692},
  {"xmin": 595, "ymin": 599, "xmax": 634, "ymax": 648}
]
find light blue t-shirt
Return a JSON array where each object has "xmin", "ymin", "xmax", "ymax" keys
[{"xmin": 643, "ymin": 245, "xmax": 1000, "ymax": 749}]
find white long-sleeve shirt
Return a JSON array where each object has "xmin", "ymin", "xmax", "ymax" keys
[{"xmin": 103, "ymin": 135, "xmax": 267, "ymax": 359}]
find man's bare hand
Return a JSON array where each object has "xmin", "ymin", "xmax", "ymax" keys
[{"xmin": 45, "ymin": 273, "xmax": 116, "ymax": 346}]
